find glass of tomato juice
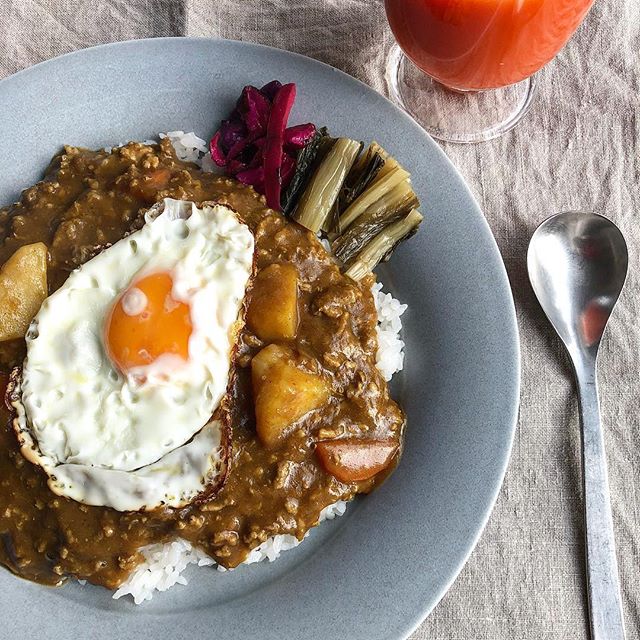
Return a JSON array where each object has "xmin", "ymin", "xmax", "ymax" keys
[{"xmin": 384, "ymin": 0, "xmax": 595, "ymax": 143}]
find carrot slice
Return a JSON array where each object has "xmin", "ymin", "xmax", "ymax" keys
[
  {"xmin": 315, "ymin": 439, "xmax": 398, "ymax": 483},
  {"xmin": 131, "ymin": 168, "xmax": 172, "ymax": 202},
  {"xmin": 263, "ymin": 83, "xmax": 296, "ymax": 210}
]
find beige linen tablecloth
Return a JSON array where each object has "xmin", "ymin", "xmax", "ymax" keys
[{"xmin": 1, "ymin": 1, "xmax": 638, "ymax": 638}]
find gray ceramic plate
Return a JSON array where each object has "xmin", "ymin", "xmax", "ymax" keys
[{"xmin": 0, "ymin": 38, "xmax": 519, "ymax": 640}]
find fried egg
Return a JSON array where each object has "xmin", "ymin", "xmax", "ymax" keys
[{"xmin": 12, "ymin": 199, "xmax": 254, "ymax": 511}]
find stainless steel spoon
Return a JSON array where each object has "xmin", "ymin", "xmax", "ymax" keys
[{"xmin": 528, "ymin": 211, "xmax": 628, "ymax": 640}]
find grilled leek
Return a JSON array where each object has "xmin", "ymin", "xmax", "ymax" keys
[
  {"xmin": 344, "ymin": 209, "xmax": 423, "ymax": 281},
  {"xmin": 292, "ymin": 138, "xmax": 361, "ymax": 233}
]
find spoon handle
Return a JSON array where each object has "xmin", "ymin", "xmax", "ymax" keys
[{"xmin": 576, "ymin": 369, "xmax": 625, "ymax": 640}]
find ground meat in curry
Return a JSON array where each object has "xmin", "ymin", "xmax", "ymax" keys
[{"xmin": 0, "ymin": 138, "xmax": 405, "ymax": 589}]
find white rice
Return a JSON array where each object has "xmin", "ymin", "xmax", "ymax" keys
[
  {"xmin": 371, "ymin": 282, "xmax": 408, "ymax": 381},
  {"xmin": 220, "ymin": 500, "xmax": 347, "ymax": 569},
  {"xmin": 113, "ymin": 539, "xmax": 216, "ymax": 605},
  {"xmin": 159, "ymin": 131, "xmax": 209, "ymax": 164},
  {"xmin": 108, "ymin": 132, "xmax": 407, "ymax": 604},
  {"xmin": 113, "ymin": 501, "xmax": 348, "ymax": 605}
]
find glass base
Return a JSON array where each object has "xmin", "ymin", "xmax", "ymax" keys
[{"xmin": 385, "ymin": 44, "xmax": 537, "ymax": 144}]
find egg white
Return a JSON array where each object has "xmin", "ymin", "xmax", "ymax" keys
[{"xmin": 13, "ymin": 199, "xmax": 253, "ymax": 511}]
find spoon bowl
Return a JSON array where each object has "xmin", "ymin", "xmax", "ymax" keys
[{"xmin": 528, "ymin": 211, "xmax": 628, "ymax": 361}]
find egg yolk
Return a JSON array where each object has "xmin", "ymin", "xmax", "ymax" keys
[{"xmin": 105, "ymin": 272, "xmax": 192, "ymax": 374}]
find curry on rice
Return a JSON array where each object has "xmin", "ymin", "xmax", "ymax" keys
[{"xmin": 0, "ymin": 137, "xmax": 406, "ymax": 589}]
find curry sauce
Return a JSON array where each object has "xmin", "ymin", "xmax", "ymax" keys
[{"xmin": 0, "ymin": 139, "xmax": 404, "ymax": 589}]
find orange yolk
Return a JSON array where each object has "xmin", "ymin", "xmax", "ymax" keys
[{"xmin": 105, "ymin": 272, "xmax": 192, "ymax": 374}]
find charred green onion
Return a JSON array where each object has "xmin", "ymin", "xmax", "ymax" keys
[
  {"xmin": 327, "ymin": 142, "xmax": 421, "ymax": 280},
  {"xmin": 278, "ymin": 133, "xmax": 422, "ymax": 281},
  {"xmin": 344, "ymin": 209, "xmax": 423, "ymax": 281},
  {"xmin": 281, "ymin": 128, "xmax": 331, "ymax": 215},
  {"xmin": 292, "ymin": 138, "xmax": 361, "ymax": 233},
  {"xmin": 332, "ymin": 179, "xmax": 419, "ymax": 263},
  {"xmin": 338, "ymin": 166, "xmax": 411, "ymax": 231},
  {"xmin": 337, "ymin": 146, "xmax": 385, "ymax": 214},
  {"xmin": 369, "ymin": 142, "xmax": 401, "ymax": 181}
]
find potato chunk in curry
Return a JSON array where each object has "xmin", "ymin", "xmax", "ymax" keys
[
  {"xmin": 246, "ymin": 263, "xmax": 299, "ymax": 341},
  {"xmin": 0, "ymin": 242, "xmax": 48, "ymax": 341},
  {"xmin": 251, "ymin": 343, "xmax": 329, "ymax": 448}
]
